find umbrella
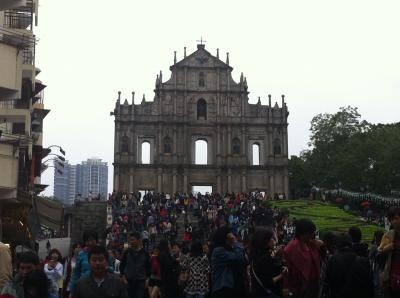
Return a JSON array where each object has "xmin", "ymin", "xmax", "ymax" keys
[
  {"xmin": 361, "ymin": 201, "xmax": 370, "ymax": 207},
  {"xmin": 335, "ymin": 197, "xmax": 343, "ymax": 203}
]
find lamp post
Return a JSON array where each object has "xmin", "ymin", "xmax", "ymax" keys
[
  {"xmin": 46, "ymin": 145, "xmax": 65, "ymax": 156},
  {"xmin": 41, "ymin": 157, "xmax": 65, "ymax": 174},
  {"xmin": 45, "ymin": 153, "xmax": 65, "ymax": 162}
]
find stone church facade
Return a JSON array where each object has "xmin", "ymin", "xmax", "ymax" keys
[{"xmin": 112, "ymin": 44, "xmax": 289, "ymax": 197}]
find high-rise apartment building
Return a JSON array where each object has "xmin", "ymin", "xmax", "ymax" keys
[
  {"xmin": 54, "ymin": 158, "xmax": 108, "ymax": 205},
  {"xmin": 54, "ymin": 161, "xmax": 76, "ymax": 206}
]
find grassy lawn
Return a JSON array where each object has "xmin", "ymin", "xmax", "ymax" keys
[{"xmin": 270, "ymin": 200, "xmax": 383, "ymax": 244}]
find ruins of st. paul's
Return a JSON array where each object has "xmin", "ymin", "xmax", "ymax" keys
[{"xmin": 112, "ymin": 44, "xmax": 289, "ymax": 197}]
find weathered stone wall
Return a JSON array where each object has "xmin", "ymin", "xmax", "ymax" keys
[{"xmin": 68, "ymin": 202, "xmax": 107, "ymax": 246}]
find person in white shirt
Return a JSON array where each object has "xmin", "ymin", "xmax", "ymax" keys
[{"xmin": 44, "ymin": 248, "xmax": 64, "ymax": 298}]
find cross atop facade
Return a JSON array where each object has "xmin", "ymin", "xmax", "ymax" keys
[{"xmin": 196, "ymin": 37, "xmax": 207, "ymax": 45}]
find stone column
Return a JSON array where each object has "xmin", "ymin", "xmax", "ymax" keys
[
  {"xmin": 227, "ymin": 169, "xmax": 232, "ymax": 192},
  {"xmin": 129, "ymin": 169, "xmax": 134, "ymax": 193},
  {"xmin": 173, "ymin": 125, "xmax": 177, "ymax": 153},
  {"xmin": 269, "ymin": 175, "xmax": 275, "ymax": 198},
  {"xmin": 227, "ymin": 126, "xmax": 232, "ymax": 155},
  {"xmin": 183, "ymin": 125, "xmax": 188, "ymax": 163},
  {"xmin": 283, "ymin": 126, "xmax": 288, "ymax": 156},
  {"xmin": 115, "ymin": 123, "xmax": 121, "ymax": 155},
  {"xmin": 217, "ymin": 174, "xmax": 222, "ymax": 193},
  {"xmin": 114, "ymin": 169, "xmax": 119, "ymax": 192},
  {"xmin": 268, "ymin": 126, "xmax": 273, "ymax": 158},
  {"xmin": 241, "ymin": 127, "xmax": 246, "ymax": 157},
  {"xmin": 157, "ymin": 168, "xmax": 162, "ymax": 192},
  {"xmin": 183, "ymin": 172, "xmax": 188, "ymax": 193},
  {"xmin": 241, "ymin": 171, "xmax": 247, "ymax": 192},
  {"xmin": 173, "ymin": 173, "xmax": 177, "ymax": 194}
]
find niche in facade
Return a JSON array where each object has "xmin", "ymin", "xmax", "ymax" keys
[{"xmin": 197, "ymin": 98, "xmax": 207, "ymax": 120}]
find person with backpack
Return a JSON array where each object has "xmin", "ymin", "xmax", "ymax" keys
[{"xmin": 325, "ymin": 233, "xmax": 374, "ymax": 298}]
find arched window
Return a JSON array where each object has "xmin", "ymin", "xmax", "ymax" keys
[
  {"xmin": 195, "ymin": 139, "xmax": 207, "ymax": 165},
  {"xmin": 141, "ymin": 141, "xmax": 150, "ymax": 164},
  {"xmin": 252, "ymin": 143, "xmax": 260, "ymax": 165},
  {"xmin": 197, "ymin": 98, "xmax": 207, "ymax": 120},
  {"xmin": 274, "ymin": 138, "xmax": 282, "ymax": 155},
  {"xmin": 164, "ymin": 137, "xmax": 172, "ymax": 153},
  {"xmin": 199, "ymin": 72, "xmax": 205, "ymax": 87},
  {"xmin": 121, "ymin": 135, "xmax": 129, "ymax": 152},
  {"xmin": 232, "ymin": 138, "xmax": 240, "ymax": 154}
]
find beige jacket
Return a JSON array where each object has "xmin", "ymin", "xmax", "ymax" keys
[
  {"xmin": 378, "ymin": 229, "xmax": 396, "ymax": 285},
  {"xmin": 0, "ymin": 242, "xmax": 12, "ymax": 291}
]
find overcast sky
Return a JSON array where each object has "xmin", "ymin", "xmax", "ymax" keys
[{"xmin": 35, "ymin": 0, "xmax": 400, "ymax": 196}]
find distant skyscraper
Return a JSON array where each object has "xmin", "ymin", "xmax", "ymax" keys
[
  {"xmin": 77, "ymin": 158, "xmax": 108, "ymax": 199},
  {"xmin": 53, "ymin": 158, "xmax": 108, "ymax": 205},
  {"xmin": 54, "ymin": 161, "xmax": 76, "ymax": 206}
]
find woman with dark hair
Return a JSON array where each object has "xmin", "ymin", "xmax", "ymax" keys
[
  {"xmin": 181, "ymin": 241, "xmax": 210, "ymax": 298},
  {"xmin": 158, "ymin": 239, "xmax": 180, "ymax": 298},
  {"xmin": 62, "ymin": 243, "xmax": 81, "ymax": 298},
  {"xmin": 211, "ymin": 226, "xmax": 246, "ymax": 298},
  {"xmin": 249, "ymin": 227, "xmax": 286, "ymax": 298},
  {"xmin": 23, "ymin": 269, "xmax": 50, "ymax": 298},
  {"xmin": 44, "ymin": 249, "xmax": 63, "ymax": 298},
  {"xmin": 282, "ymin": 219, "xmax": 322, "ymax": 298}
]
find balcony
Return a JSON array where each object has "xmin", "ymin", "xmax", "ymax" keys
[
  {"xmin": 3, "ymin": 0, "xmax": 34, "ymax": 30},
  {"xmin": 0, "ymin": 27, "xmax": 34, "ymax": 49}
]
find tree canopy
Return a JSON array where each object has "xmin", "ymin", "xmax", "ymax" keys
[{"xmin": 290, "ymin": 106, "xmax": 400, "ymax": 197}]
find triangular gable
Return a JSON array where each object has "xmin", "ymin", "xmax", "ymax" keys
[{"xmin": 173, "ymin": 45, "xmax": 232, "ymax": 69}]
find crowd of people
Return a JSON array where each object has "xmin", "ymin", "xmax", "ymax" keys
[{"xmin": 1, "ymin": 191, "xmax": 400, "ymax": 298}]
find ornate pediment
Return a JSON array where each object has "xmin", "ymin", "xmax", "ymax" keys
[{"xmin": 174, "ymin": 44, "xmax": 231, "ymax": 69}]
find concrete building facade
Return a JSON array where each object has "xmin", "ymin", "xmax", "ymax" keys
[
  {"xmin": 0, "ymin": 0, "xmax": 50, "ymax": 244},
  {"xmin": 112, "ymin": 44, "xmax": 289, "ymax": 197}
]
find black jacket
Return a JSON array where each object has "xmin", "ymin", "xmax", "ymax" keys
[
  {"xmin": 326, "ymin": 247, "xmax": 374, "ymax": 298},
  {"xmin": 120, "ymin": 248, "xmax": 151, "ymax": 281},
  {"xmin": 157, "ymin": 251, "xmax": 179, "ymax": 298},
  {"xmin": 74, "ymin": 273, "xmax": 128, "ymax": 298},
  {"xmin": 251, "ymin": 254, "xmax": 282, "ymax": 297}
]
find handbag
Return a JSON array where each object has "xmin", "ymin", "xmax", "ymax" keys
[{"xmin": 251, "ymin": 261, "xmax": 279, "ymax": 298}]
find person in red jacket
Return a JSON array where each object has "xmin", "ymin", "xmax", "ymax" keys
[{"xmin": 282, "ymin": 219, "xmax": 322, "ymax": 298}]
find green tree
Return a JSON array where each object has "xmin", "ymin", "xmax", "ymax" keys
[
  {"xmin": 289, "ymin": 154, "xmax": 311, "ymax": 198},
  {"xmin": 309, "ymin": 106, "xmax": 370, "ymax": 147},
  {"xmin": 296, "ymin": 106, "xmax": 400, "ymax": 195}
]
